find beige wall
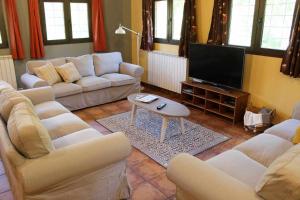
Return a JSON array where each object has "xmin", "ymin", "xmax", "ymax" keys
[
  {"xmin": 0, "ymin": 0, "xmax": 132, "ymax": 87},
  {"xmin": 131, "ymin": 0, "xmax": 300, "ymax": 122}
]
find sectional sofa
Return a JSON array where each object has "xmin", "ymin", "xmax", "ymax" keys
[
  {"xmin": 0, "ymin": 81, "xmax": 132, "ymax": 200},
  {"xmin": 167, "ymin": 104, "xmax": 300, "ymax": 200},
  {"xmin": 21, "ymin": 52, "xmax": 144, "ymax": 110}
]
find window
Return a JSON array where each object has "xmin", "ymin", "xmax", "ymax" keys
[
  {"xmin": 153, "ymin": 0, "xmax": 185, "ymax": 43},
  {"xmin": 0, "ymin": 2, "xmax": 8, "ymax": 48},
  {"xmin": 40, "ymin": 0, "xmax": 91, "ymax": 45},
  {"xmin": 228, "ymin": 0, "xmax": 297, "ymax": 57}
]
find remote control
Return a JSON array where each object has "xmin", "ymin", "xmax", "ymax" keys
[{"xmin": 157, "ymin": 103, "xmax": 167, "ymax": 110}]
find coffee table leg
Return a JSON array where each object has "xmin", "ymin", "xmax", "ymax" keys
[
  {"xmin": 160, "ymin": 117, "xmax": 168, "ymax": 143},
  {"xmin": 130, "ymin": 104, "xmax": 137, "ymax": 125},
  {"xmin": 180, "ymin": 117, "xmax": 185, "ymax": 134}
]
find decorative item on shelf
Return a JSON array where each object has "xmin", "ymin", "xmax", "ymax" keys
[
  {"xmin": 115, "ymin": 24, "xmax": 141, "ymax": 65},
  {"xmin": 244, "ymin": 105, "xmax": 275, "ymax": 134}
]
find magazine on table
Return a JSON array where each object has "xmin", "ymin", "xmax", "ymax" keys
[{"xmin": 135, "ymin": 94, "xmax": 159, "ymax": 103}]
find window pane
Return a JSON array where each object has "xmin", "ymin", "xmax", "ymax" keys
[
  {"xmin": 70, "ymin": 2, "xmax": 90, "ymax": 39},
  {"xmin": 261, "ymin": 0, "xmax": 296, "ymax": 50},
  {"xmin": 172, "ymin": 0, "xmax": 185, "ymax": 40},
  {"xmin": 44, "ymin": 2, "xmax": 66, "ymax": 40},
  {"xmin": 154, "ymin": 0, "xmax": 168, "ymax": 39},
  {"xmin": 228, "ymin": 0, "xmax": 256, "ymax": 47}
]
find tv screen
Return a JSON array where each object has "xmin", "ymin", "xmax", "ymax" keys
[{"xmin": 189, "ymin": 44, "xmax": 245, "ymax": 89}]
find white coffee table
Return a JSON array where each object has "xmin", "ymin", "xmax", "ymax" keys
[{"xmin": 127, "ymin": 93, "xmax": 190, "ymax": 142}]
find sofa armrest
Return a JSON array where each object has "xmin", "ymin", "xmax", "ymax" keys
[
  {"xmin": 21, "ymin": 73, "xmax": 48, "ymax": 89},
  {"xmin": 167, "ymin": 153, "xmax": 260, "ymax": 200},
  {"xmin": 19, "ymin": 86, "xmax": 55, "ymax": 105},
  {"xmin": 19, "ymin": 132, "xmax": 131, "ymax": 194},
  {"xmin": 292, "ymin": 102, "xmax": 300, "ymax": 120},
  {"xmin": 120, "ymin": 62, "xmax": 144, "ymax": 78}
]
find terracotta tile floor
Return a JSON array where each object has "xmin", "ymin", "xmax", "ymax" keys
[{"xmin": 0, "ymin": 85, "xmax": 252, "ymax": 199}]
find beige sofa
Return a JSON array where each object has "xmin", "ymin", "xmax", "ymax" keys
[
  {"xmin": 167, "ymin": 104, "xmax": 300, "ymax": 200},
  {"xmin": 21, "ymin": 52, "xmax": 144, "ymax": 111},
  {"xmin": 0, "ymin": 82, "xmax": 132, "ymax": 200}
]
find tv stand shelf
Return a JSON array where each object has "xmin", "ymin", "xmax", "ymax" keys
[{"xmin": 181, "ymin": 81, "xmax": 249, "ymax": 124}]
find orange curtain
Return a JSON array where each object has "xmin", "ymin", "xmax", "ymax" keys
[
  {"xmin": 5, "ymin": 0, "xmax": 25, "ymax": 60},
  {"xmin": 92, "ymin": 0, "xmax": 106, "ymax": 52},
  {"xmin": 28, "ymin": 0, "xmax": 45, "ymax": 59}
]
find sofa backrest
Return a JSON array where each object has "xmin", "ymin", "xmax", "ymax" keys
[
  {"xmin": 26, "ymin": 57, "xmax": 67, "ymax": 74},
  {"xmin": 92, "ymin": 52, "xmax": 123, "ymax": 76}
]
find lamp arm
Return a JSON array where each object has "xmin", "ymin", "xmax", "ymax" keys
[{"xmin": 121, "ymin": 25, "xmax": 140, "ymax": 36}]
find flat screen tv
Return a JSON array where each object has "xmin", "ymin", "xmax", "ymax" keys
[{"xmin": 189, "ymin": 44, "xmax": 245, "ymax": 90}]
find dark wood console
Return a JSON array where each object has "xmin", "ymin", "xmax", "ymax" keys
[{"xmin": 181, "ymin": 81, "xmax": 249, "ymax": 124}]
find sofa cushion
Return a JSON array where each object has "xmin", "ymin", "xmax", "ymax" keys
[
  {"xmin": 66, "ymin": 55, "xmax": 95, "ymax": 77},
  {"xmin": 34, "ymin": 63, "xmax": 62, "ymax": 86},
  {"xmin": 265, "ymin": 119, "xmax": 300, "ymax": 141},
  {"xmin": 52, "ymin": 82, "xmax": 82, "ymax": 98},
  {"xmin": 26, "ymin": 60, "xmax": 50, "ymax": 74},
  {"xmin": 26, "ymin": 58, "xmax": 66, "ymax": 75},
  {"xmin": 34, "ymin": 101, "xmax": 70, "ymax": 120},
  {"xmin": 93, "ymin": 52, "xmax": 122, "ymax": 76},
  {"xmin": 0, "ymin": 81, "xmax": 13, "ymax": 92},
  {"xmin": 41, "ymin": 113, "xmax": 90, "ymax": 139},
  {"xmin": 48, "ymin": 57, "xmax": 66, "ymax": 66},
  {"xmin": 75, "ymin": 76, "xmax": 111, "ymax": 92},
  {"xmin": 55, "ymin": 62, "xmax": 82, "ymax": 83},
  {"xmin": 234, "ymin": 134, "xmax": 293, "ymax": 167},
  {"xmin": 52, "ymin": 128, "xmax": 102, "ymax": 149},
  {"xmin": 101, "ymin": 73, "xmax": 136, "ymax": 87},
  {"xmin": 7, "ymin": 102, "xmax": 54, "ymax": 158},
  {"xmin": 256, "ymin": 144, "xmax": 300, "ymax": 200},
  {"xmin": 0, "ymin": 89, "xmax": 34, "ymax": 122},
  {"xmin": 207, "ymin": 150, "xmax": 266, "ymax": 188}
]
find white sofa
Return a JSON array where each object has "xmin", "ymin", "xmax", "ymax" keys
[
  {"xmin": 21, "ymin": 52, "xmax": 144, "ymax": 111},
  {"xmin": 0, "ymin": 82, "xmax": 132, "ymax": 200},
  {"xmin": 167, "ymin": 103, "xmax": 300, "ymax": 200}
]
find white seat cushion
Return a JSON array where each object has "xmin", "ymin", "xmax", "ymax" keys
[
  {"xmin": 101, "ymin": 73, "xmax": 136, "ymax": 86},
  {"xmin": 41, "ymin": 113, "xmax": 89, "ymax": 139},
  {"xmin": 207, "ymin": 150, "xmax": 266, "ymax": 188},
  {"xmin": 34, "ymin": 101, "xmax": 70, "ymax": 120},
  {"xmin": 52, "ymin": 128, "xmax": 102, "ymax": 149},
  {"xmin": 76, "ymin": 76, "xmax": 111, "ymax": 92},
  {"xmin": 234, "ymin": 134, "xmax": 293, "ymax": 167},
  {"xmin": 265, "ymin": 119, "xmax": 300, "ymax": 141},
  {"xmin": 52, "ymin": 82, "xmax": 82, "ymax": 98}
]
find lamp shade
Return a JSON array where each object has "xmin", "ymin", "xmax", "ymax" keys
[{"xmin": 115, "ymin": 24, "xmax": 126, "ymax": 34}]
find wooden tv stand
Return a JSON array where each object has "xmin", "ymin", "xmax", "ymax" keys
[{"xmin": 181, "ymin": 81, "xmax": 249, "ymax": 124}]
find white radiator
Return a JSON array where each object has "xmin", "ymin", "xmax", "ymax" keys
[
  {"xmin": 148, "ymin": 51, "xmax": 187, "ymax": 93},
  {"xmin": 0, "ymin": 55, "xmax": 17, "ymax": 89}
]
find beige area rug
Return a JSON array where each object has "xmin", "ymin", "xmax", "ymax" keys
[{"xmin": 97, "ymin": 109, "xmax": 230, "ymax": 167}]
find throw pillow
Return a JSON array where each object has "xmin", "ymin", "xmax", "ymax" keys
[
  {"xmin": 93, "ymin": 52, "xmax": 122, "ymax": 76},
  {"xmin": 66, "ymin": 55, "xmax": 95, "ymax": 77},
  {"xmin": 8, "ymin": 102, "xmax": 54, "ymax": 158},
  {"xmin": 255, "ymin": 144, "xmax": 300, "ymax": 200},
  {"xmin": 292, "ymin": 126, "xmax": 300, "ymax": 144},
  {"xmin": 0, "ymin": 89, "xmax": 34, "ymax": 122},
  {"xmin": 34, "ymin": 63, "xmax": 62, "ymax": 85},
  {"xmin": 55, "ymin": 62, "xmax": 82, "ymax": 83}
]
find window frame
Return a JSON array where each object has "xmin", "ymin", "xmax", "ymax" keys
[
  {"xmin": 0, "ymin": 1, "xmax": 8, "ymax": 49},
  {"xmin": 39, "ymin": 0, "xmax": 92, "ymax": 45},
  {"xmin": 227, "ymin": 0, "xmax": 297, "ymax": 58},
  {"xmin": 153, "ymin": 0, "xmax": 183, "ymax": 45}
]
